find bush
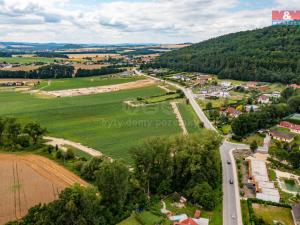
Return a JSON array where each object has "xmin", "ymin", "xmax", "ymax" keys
[{"xmin": 74, "ymin": 161, "xmax": 84, "ymax": 171}]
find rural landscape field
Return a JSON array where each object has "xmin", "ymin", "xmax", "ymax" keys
[
  {"xmin": 0, "ymin": 1, "xmax": 300, "ymax": 225},
  {"xmin": 0, "ymin": 154, "xmax": 86, "ymax": 224}
]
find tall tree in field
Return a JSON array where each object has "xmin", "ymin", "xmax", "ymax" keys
[
  {"xmin": 96, "ymin": 161, "xmax": 130, "ymax": 211},
  {"xmin": 131, "ymin": 137, "xmax": 173, "ymax": 196},
  {"xmin": 0, "ymin": 117, "xmax": 6, "ymax": 144},
  {"xmin": 6, "ymin": 118, "xmax": 21, "ymax": 145},
  {"xmin": 23, "ymin": 122, "xmax": 47, "ymax": 145}
]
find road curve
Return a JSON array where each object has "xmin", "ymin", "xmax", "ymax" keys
[{"xmin": 138, "ymin": 70, "xmax": 246, "ymax": 225}]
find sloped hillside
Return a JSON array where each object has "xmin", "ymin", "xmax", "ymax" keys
[{"xmin": 154, "ymin": 26, "xmax": 300, "ymax": 83}]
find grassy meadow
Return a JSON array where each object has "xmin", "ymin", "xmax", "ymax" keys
[
  {"xmin": 0, "ymin": 86, "xmax": 187, "ymax": 162},
  {"xmin": 34, "ymin": 76, "xmax": 143, "ymax": 91}
]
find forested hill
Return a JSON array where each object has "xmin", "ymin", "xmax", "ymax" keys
[{"xmin": 152, "ymin": 26, "xmax": 300, "ymax": 84}]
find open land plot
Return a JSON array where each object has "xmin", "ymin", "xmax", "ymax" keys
[
  {"xmin": 252, "ymin": 203, "xmax": 294, "ymax": 225},
  {"xmin": 73, "ymin": 63, "xmax": 110, "ymax": 70},
  {"xmin": 67, "ymin": 53, "xmax": 122, "ymax": 60},
  {"xmin": 0, "ymin": 65, "xmax": 41, "ymax": 71},
  {"xmin": 0, "ymin": 154, "xmax": 87, "ymax": 225},
  {"xmin": 0, "ymin": 57, "xmax": 60, "ymax": 64},
  {"xmin": 42, "ymin": 78, "xmax": 156, "ymax": 97},
  {"xmin": 0, "ymin": 86, "xmax": 181, "ymax": 162},
  {"xmin": 177, "ymin": 101, "xmax": 202, "ymax": 134},
  {"xmin": 33, "ymin": 76, "xmax": 143, "ymax": 91}
]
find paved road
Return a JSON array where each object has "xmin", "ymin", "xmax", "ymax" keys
[
  {"xmin": 220, "ymin": 141, "xmax": 249, "ymax": 225},
  {"xmin": 137, "ymin": 70, "xmax": 247, "ymax": 225}
]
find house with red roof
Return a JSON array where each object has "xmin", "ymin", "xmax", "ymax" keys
[
  {"xmin": 289, "ymin": 84, "xmax": 300, "ymax": 89},
  {"xmin": 223, "ymin": 107, "xmax": 241, "ymax": 118},
  {"xmin": 269, "ymin": 130, "xmax": 295, "ymax": 143},
  {"xmin": 279, "ymin": 121, "xmax": 300, "ymax": 134}
]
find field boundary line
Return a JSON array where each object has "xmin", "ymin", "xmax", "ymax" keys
[{"xmin": 170, "ymin": 102, "xmax": 188, "ymax": 135}]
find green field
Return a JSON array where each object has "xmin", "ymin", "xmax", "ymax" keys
[
  {"xmin": 117, "ymin": 214, "xmax": 141, "ymax": 225},
  {"xmin": 0, "ymin": 57, "xmax": 60, "ymax": 64},
  {"xmin": 177, "ymin": 102, "xmax": 202, "ymax": 133},
  {"xmin": 252, "ymin": 203, "xmax": 294, "ymax": 225},
  {"xmin": 34, "ymin": 76, "xmax": 143, "ymax": 91},
  {"xmin": 0, "ymin": 87, "xmax": 185, "ymax": 162}
]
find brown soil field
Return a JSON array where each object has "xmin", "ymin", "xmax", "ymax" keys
[
  {"xmin": 0, "ymin": 154, "xmax": 87, "ymax": 225},
  {"xmin": 0, "ymin": 78, "xmax": 40, "ymax": 83},
  {"xmin": 73, "ymin": 63, "xmax": 110, "ymax": 70},
  {"xmin": 67, "ymin": 53, "xmax": 121, "ymax": 60},
  {"xmin": 0, "ymin": 65, "xmax": 41, "ymax": 71},
  {"xmin": 44, "ymin": 78, "xmax": 157, "ymax": 97}
]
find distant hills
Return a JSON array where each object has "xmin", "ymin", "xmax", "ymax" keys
[
  {"xmin": 153, "ymin": 26, "xmax": 300, "ymax": 84},
  {"xmin": 0, "ymin": 42, "xmax": 161, "ymax": 52}
]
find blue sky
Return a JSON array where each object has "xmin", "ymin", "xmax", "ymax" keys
[{"xmin": 0, "ymin": 0, "xmax": 298, "ymax": 44}]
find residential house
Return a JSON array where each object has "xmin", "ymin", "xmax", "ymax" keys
[
  {"xmin": 174, "ymin": 218, "xmax": 209, "ymax": 225},
  {"xmin": 220, "ymin": 81, "xmax": 231, "ymax": 88},
  {"xmin": 195, "ymin": 75, "xmax": 212, "ymax": 86},
  {"xmin": 279, "ymin": 121, "xmax": 300, "ymax": 134},
  {"xmin": 245, "ymin": 105, "xmax": 259, "ymax": 112},
  {"xmin": 257, "ymin": 95, "xmax": 270, "ymax": 104},
  {"xmin": 269, "ymin": 130, "xmax": 295, "ymax": 143},
  {"xmin": 246, "ymin": 82, "xmax": 257, "ymax": 89},
  {"xmin": 292, "ymin": 202, "xmax": 300, "ymax": 225},
  {"xmin": 223, "ymin": 107, "xmax": 241, "ymax": 118},
  {"xmin": 289, "ymin": 84, "xmax": 300, "ymax": 89},
  {"xmin": 173, "ymin": 74, "xmax": 191, "ymax": 82}
]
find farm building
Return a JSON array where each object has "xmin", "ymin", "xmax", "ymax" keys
[
  {"xmin": 269, "ymin": 130, "xmax": 295, "ymax": 143},
  {"xmin": 292, "ymin": 202, "xmax": 300, "ymax": 225},
  {"xmin": 247, "ymin": 157, "xmax": 280, "ymax": 203},
  {"xmin": 279, "ymin": 121, "xmax": 300, "ymax": 134}
]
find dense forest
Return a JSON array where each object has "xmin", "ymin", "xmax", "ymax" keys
[
  {"xmin": 0, "ymin": 64, "xmax": 74, "ymax": 79},
  {"xmin": 151, "ymin": 26, "xmax": 300, "ymax": 84}
]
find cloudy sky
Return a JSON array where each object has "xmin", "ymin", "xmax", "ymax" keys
[{"xmin": 0, "ymin": 0, "xmax": 298, "ymax": 44}]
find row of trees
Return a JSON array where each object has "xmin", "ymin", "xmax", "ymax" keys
[
  {"xmin": 151, "ymin": 26, "xmax": 300, "ymax": 84},
  {"xmin": 75, "ymin": 66, "xmax": 125, "ymax": 77},
  {"xmin": 231, "ymin": 87, "xmax": 300, "ymax": 137},
  {"xmin": 35, "ymin": 52, "xmax": 69, "ymax": 58},
  {"xmin": 9, "ymin": 131, "xmax": 222, "ymax": 224},
  {"xmin": 0, "ymin": 64, "xmax": 74, "ymax": 79},
  {"xmin": 0, "ymin": 117, "xmax": 46, "ymax": 150}
]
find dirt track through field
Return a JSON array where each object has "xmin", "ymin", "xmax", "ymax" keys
[
  {"xmin": 0, "ymin": 154, "xmax": 87, "ymax": 225},
  {"xmin": 45, "ymin": 136, "xmax": 103, "ymax": 157},
  {"xmin": 41, "ymin": 78, "xmax": 157, "ymax": 97},
  {"xmin": 170, "ymin": 102, "xmax": 188, "ymax": 135}
]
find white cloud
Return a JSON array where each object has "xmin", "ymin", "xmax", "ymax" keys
[{"xmin": 0, "ymin": 0, "xmax": 284, "ymax": 44}]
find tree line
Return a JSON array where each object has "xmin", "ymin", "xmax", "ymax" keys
[
  {"xmin": 35, "ymin": 52, "xmax": 69, "ymax": 58},
  {"xmin": 0, "ymin": 117, "xmax": 46, "ymax": 151},
  {"xmin": 75, "ymin": 66, "xmax": 125, "ymax": 77},
  {"xmin": 7, "ymin": 130, "xmax": 222, "ymax": 225},
  {"xmin": 150, "ymin": 26, "xmax": 300, "ymax": 84},
  {"xmin": 0, "ymin": 64, "xmax": 74, "ymax": 79}
]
